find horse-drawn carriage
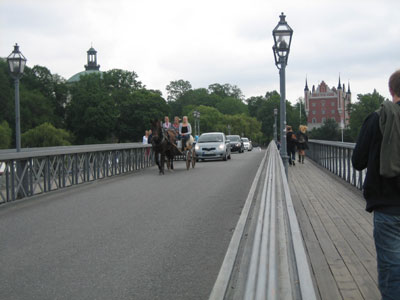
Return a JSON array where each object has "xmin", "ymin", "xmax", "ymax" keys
[{"xmin": 151, "ymin": 120, "xmax": 196, "ymax": 174}]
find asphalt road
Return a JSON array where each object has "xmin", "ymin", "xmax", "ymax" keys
[{"xmin": 0, "ymin": 148, "xmax": 264, "ymax": 300}]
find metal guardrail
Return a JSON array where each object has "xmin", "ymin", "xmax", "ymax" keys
[
  {"xmin": 307, "ymin": 139, "xmax": 365, "ymax": 190},
  {"xmin": 0, "ymin": 143, "xmax": 154, "ymax": 204},
  {"xmin": 209, "ymin": 141, "xmax": 317, "ymax": 300}
]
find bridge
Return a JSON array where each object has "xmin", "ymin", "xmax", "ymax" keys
[{"xmin": 0, "ymin": 141, "xmax": 378, "ymax": 299}]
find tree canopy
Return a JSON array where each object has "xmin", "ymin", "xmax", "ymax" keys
[{"xmin": 0, "ymin": 58, "xmax": 388, "ymax": 148}]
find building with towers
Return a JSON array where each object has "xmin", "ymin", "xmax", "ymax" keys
[
  {"xmin": 304, "ymin": 77, "xmax": 351, "ymax": 130},
  {"xmin": 67, "ymin": 46, "xmax": 102, "ymax": 83}
]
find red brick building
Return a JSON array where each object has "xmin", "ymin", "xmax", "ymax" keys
[{"xmin": 304, "ymin": 77, "xmax": 351, "ymax": 130}]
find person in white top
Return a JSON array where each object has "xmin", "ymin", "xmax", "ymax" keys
[
  {"xmin": 163, "ymin": 116, "xmax": 172, "ymax": 130},
  {"xmin": 142, "ymin": 130, "xmax": 149, "ymax": 144}
]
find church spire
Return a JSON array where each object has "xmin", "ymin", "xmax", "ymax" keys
[
  {"xmin": 337, "ymin": 74, "xmax": 342, "ymax": 89},
  {"xmin": 347, "ymin": 81, "xmax": 351, "ymax": 94},
  {"xmin": 304, "ymin": 77, "xmax": 309, "ymax": 91}
]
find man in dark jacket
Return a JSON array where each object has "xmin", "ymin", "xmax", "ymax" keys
[{"xmin": 352, "ymin": 69, "xmax": 400, "ymax": 300}]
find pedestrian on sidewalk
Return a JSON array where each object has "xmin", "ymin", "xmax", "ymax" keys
[
  {"xmin": 286, "ymin": 125, "xmax": 297, "ymax": 166},
  {"xmin": 296, "ymin": 125, "xmax": 309, "ymax": 164},
  {"xmin": 352, "ymin": 69, "xmax": 400, "ymax": 300}
]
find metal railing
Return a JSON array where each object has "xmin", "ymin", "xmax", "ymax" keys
[
  {"xmin": 307, "ymin": 140, "xmax": 365, "ymax": 190},
  {"xmin": 0, "ymin": 143, "xmax": 154, "ymax": 204},
  {"xmin": 209, "ymin": 141, "xmax": 317, "ymax": 300}
]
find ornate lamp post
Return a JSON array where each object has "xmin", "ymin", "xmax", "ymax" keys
[
  {"xmin": 193, "ymin": 110, "xmax": 200, "ymax": 136},
  {"xmin": 7, "ymin": 43, "xmax": 27, "ymax": 152},
  {"xmin": 273, "ymin": 108, "xmax": 278, "ymax": 142},
  {"xmin": 272, "ymin": 12, "xmax": 293, "ymax": 177}
]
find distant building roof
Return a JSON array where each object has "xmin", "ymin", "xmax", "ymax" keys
[
  {"xmin": 67, "ymin": 69, "xmax": 102, "ymax": 83},
  {"xmin": 67, "ymin": 46, "xmax": 101, "ymax": 83}
]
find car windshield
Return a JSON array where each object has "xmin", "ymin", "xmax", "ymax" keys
[
  {"xmin": 227, "ymin": 136, "xmax": 240, "ymax": 142},
  {"xmin": 241, "ymin": 138, "xmax": 249, "ymax": 142},
  {"xmin": 198, "ymin": 134, "xmax": 223, "ymax": 143}
]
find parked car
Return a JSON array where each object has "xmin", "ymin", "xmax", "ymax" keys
[
  {"xmin": 226, "ymin": 135, "xmax": 244, "ymax": 153},
  {"xmin": 241, "ymin": 137, "xmax": 253, "ymax": 151},
  {"xmin": 195, "ymin": 132, "xmax": 231, "ymax": 161}
]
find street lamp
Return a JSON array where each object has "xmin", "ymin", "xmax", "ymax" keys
[
  {"xmin": 193, "ymin": 110, "xmax": 200, "ymax": 136},
  {"xmin": 273, "ymin": 108, "xmax": 278, "ymax": 142},
  {"xmin": 7, "ymin": 43, "xmax": 27, "ymax": 152},
  {"xmin": 273, "ymin": 12, "xmax": 293, "ymax": 177}
]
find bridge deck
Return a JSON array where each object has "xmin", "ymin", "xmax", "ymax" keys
[{"xmin": 288, "ymin": 159, "xmax": 380, "ymax": 300}]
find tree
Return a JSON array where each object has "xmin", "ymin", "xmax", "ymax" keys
[
  {"xmin": 21, "ymin": 122, "xmax": 73, "ymax": 147},
  {"xmin": 116, "ymin": 89, "xmax": 169, "ymax": 142},
  {"xmin": 0, "ymin": 121, "xmax": 12, "ymax": 149},
  {"xmin": 166, "ymin": 79, "xmax": 192, "ymax": 102},
  {"xmin": 208, "ymin": 83, "xmax": 244, "ymax": 99},
  {"xmin": 216, "ymin": 97, "xmax": 248, "ymax": 115},
  {"xmin": 348, "ymin": 90, "xmax": 386, "ymax": 141},
  {"xmin": 66, "ymin": 73, "xmax": 118, "ymax": 144},
  {"xmin": 246, "ymin": 91, "xmax": 280, "ymax": 142},
  {"xmin": 309, "ymin": 119, "xmax": 340, "ymax": 141},
  {"xmin": 103, "ymin": 69, "xmax": 143, "ymax": 91}
]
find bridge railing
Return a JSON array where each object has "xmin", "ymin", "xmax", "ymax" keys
[
  {"xmin": 307, "ymin": 140, "xmax": 364, "ymax": 190},
  {"xmin": 210, "ymin": 141, "xmax": 317, "ymax": 299},
  {"xmin": 0, "ymin": 143, "xmax": 154, "ymax": 205}
]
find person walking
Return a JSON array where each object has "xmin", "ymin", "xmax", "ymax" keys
[
  {"xmin": 352, "ymin": 69, "xmax": 400, "ymax": 300},
  {"xmin": 286, "ymin": 125, "xmax": 297, "ymax": 166},
  {"xmin": 297, "ymin": 125, "xmax": 309, "ymax": 164}
]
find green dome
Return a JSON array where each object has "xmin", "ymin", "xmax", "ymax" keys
[{"xmin": 67, "ymin": 70, "xmax": 102, "ymax": 83}]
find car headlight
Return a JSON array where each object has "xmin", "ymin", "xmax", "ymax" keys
[
  {"xmin": 218, "ymin": 144, "xmax": 224, "ymax": 150},
  {"xmin": 195, "ymin": 145, "xmax": 199, "ymax": 150},
  {"xmin": 236, "ymin": 143, "xmax": 240, "ymax": 147}
]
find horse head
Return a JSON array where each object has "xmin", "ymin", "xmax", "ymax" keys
[{"xmin": 150, "ymin": 119, "xmax": 163, "ymax": 144}]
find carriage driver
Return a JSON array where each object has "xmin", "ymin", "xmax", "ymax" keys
[{"xmin": 179, "ymin": 116, "xmax": 192, "ymax": 151}]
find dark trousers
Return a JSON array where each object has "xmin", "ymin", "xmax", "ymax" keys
[{"xmin": 287, "ymin": 147, "xmax": 296, "ymax": 165}]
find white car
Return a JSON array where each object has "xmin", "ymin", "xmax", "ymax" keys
[
  {"xmin": 241, "ymin": 137, "xmax": 253, "ymax": 151},
  {"xmin": 195, "ymin": 132, "xmax": 231, "ymax": 161}
]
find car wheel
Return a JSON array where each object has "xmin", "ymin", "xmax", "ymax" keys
[
  {"xmin": 228, "ymin": 154, "xmax": 231, "ymax": 159},
  {"xmin": 223, "ymin": 153, "xmax": 227, "ymax": 161}
]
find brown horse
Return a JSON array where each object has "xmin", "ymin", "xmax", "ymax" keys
[{"xmin": 150, "ymin": 119, "xmax": 177, "ymax": 174}]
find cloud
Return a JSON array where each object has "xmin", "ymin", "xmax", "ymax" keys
[{"xmin": 1, "ymin": 0, "xmax": 398, "ymax": 103}]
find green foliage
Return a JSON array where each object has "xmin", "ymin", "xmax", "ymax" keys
[
  {"xmin": 208, "ymin": 83, "xmax": 244, "ymax": 99},
  {"xmin": 66, "ymin": 73, "xmax": 118, "ymax": 144},
  {"xmin": 166, "ymin": 79, "xmax": 192, "ymax": 102},
  {"xmin": 21, "ymin": 122, "xmax": 73, "ymax": 147},
  {"xmin": 348, "ymin": 90, "xmax": 386, "ymax": 141},
  {"xmin": 216, "ymin": 97, "xmax": 248, "ymax": 115},
  {"xmin": 246, "ymin": 91, "xmax": 280, "ymax": 142},
  {"xmin": 0, "ymin": 121, "xmax": 12, "ymax": 149},
  {"xmin": 309, "ymin": 119, "xmax": 340, "ymax": 141},
  {"xmin": 117, "ymin": 89, "xmax": 170, "ymax": 142}
]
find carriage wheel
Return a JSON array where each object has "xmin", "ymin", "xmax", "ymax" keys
[
  {"xmin": 191, "ymin": 150, "xmax": 196, "ymax": 168},
  {"xmin": 186, "ymin": 151, "xmax": 191, "ymax": 170}
]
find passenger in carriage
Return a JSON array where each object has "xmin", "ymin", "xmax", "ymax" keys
[
  {"xmin": 179, "ymin": 116, "xmax": 192, "ymax": 151},
  {"xmin": 172, "ymin": 116, "xmax": 180, "ymax": 135},
  {"xmin": 162, "ymin": 116, "xmax": 172, "ymax": 130}
]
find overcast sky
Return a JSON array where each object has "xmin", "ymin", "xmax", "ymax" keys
[{"xmin": 1, "ymin": 0, "xmax": 399, "ymax": 103}]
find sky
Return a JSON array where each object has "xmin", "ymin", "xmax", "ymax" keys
[{"xmin": 1, "ymin": 0, "xmax": 399, "ymax": 103}]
